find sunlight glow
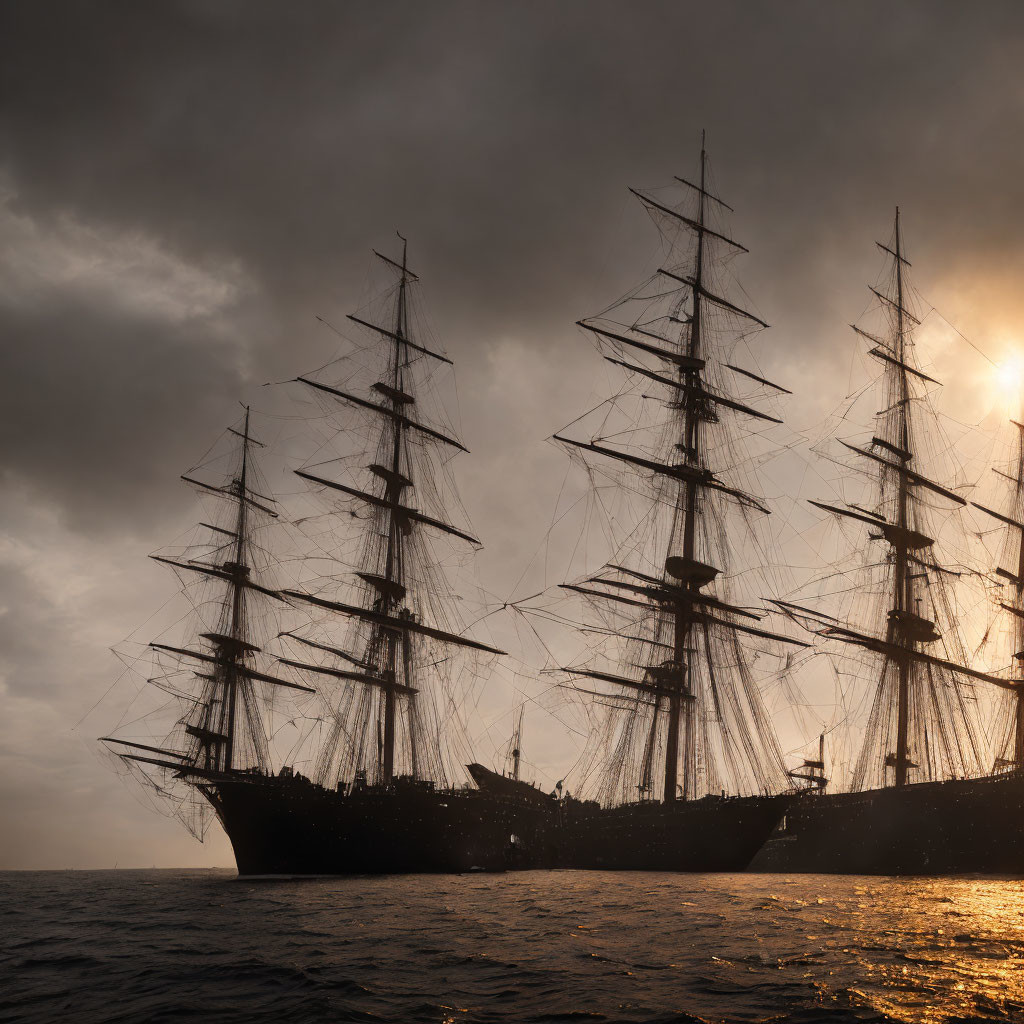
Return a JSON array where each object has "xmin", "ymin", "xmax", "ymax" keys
[{"xmin": 993, "ymin": 351, "xmax": 1024, "ymax": 412}]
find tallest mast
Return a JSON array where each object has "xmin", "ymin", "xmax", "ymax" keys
[
  {"xmin": 380, "ymin": 234, "xmax": 412, "ymax": 783},
  {"xmin": 890, "ymin": 209, "xmax": 914, "ymax": 787},
  {"xmin": 666, "ymin": 131, "xmax": 708, "ymax": 803},
  {"xmin": 554, "ymin": 136, "xmax": 800, "ymax": 808}
]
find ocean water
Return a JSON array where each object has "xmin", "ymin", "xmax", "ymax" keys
[{"xmin": 3, "ymin": 870, "xmax": 1024, "ymax": 1024}]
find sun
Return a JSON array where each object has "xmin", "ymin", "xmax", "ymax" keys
[{"xmin": 993, "ymin": 352, "xmax": 1024, "ymax": 411}]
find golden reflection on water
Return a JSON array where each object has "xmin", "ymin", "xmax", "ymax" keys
[
  {"xmin": 173, "ymin": 871, "xmax": 1024, "ymax": 1023},
  {"xmin": 823, "ymin": 879, "xmax": 1024, "ymax": 1023}
]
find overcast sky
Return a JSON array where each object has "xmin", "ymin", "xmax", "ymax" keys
[{"xmin": 4, "ymin": 1, "xmax": 1024, "ymax": 868}]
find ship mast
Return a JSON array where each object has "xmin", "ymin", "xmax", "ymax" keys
[
  {"xmin": 103, "ymin": 410, "xmax": 315, "ymax": 784},
  {"xmin": 284, "ymin": 239, "xmax": 506, "ymax": 788},
  {"xmin": 222, "ymin": 406, "xmax": 253, "ymax": 772},
  {"xmin": 379, "ymin": 235, "xmax": 411, "ymax": 783},
  {"xmin": 555, "ymin": 136, "xmax": 803, "ymax": 806},
  {"xmin": 774, "ymin": 210, "xmax": 1004, "ymax": 790},
  {"xmin": 890, "ymin": 209, "xmax": 913, "ymax": 787},
  {"xmin": 665, "ymin": 132, "xmax": 708, "ymax": 804},
  {"xmin": 510, "ymin": 705, "xmax": 524, "ymax": 781},
  {"xmin": 973, "ymin": 418, "xmax": 1024, "ymax": 769}
]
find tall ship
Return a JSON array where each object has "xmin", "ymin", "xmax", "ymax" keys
[
  {"xmin": 761, "ymin": 211, "xmax": 1024, "ymax": 875},
  {"xmin": 101, "ymin": 241, "xmax": 556, "ymax": 875},
  {"xmin": 520, "ymin": 137, "xmax": 800, "ymax": 870}
]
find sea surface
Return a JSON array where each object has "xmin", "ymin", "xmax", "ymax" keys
[{"xmin": 3, "ymin": 870, "xmax": 1024, "ymax": 1024}]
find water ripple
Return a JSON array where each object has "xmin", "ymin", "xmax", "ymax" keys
[{"xmin": 3, "ymin": 870, "xmax": 1024, "ymax": 1022}]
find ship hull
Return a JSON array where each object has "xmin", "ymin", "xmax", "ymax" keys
[
  {"xmin": 752, "ymin": 773, "xmax": 1024, "ymax": 875},
  {"xmin": 557, "ymin": 793, "xmax": 793, "ymax": 872},
  {"xmin": 205, "ymin": 773, "xmax": 554, "ymax": 876}
]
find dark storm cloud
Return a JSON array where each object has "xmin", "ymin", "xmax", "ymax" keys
[
  {"xmin": 4, "ymin": 0, "xmax": 1024, "ymax": 865},
  {"xmin": 0, "ymin": 294, "xmax": 246, "ymax": 535},
  {"xmin": 5, "ymin": 5, "xmax": 1024, "ymax": 343},
  {"xmin": 7, "ymin": 2, "xmax": 1024, "ymax": 335},
  {"xmin": 4, "ymin": 2, "xmax": 1023, "ymax": 484}
]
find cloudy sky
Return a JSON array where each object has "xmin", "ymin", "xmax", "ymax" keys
[{"xmin": 4, "ymin": 1, "xmax": 1024, "ymax": 868}]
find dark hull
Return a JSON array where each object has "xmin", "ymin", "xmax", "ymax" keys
[
  {"xmin": 206, "ymin": 773, "xmax": 554, "ymax": 876},
  {"xmin": 205, "ymin": 768, "xmax": 790, "ymax": 876},
  {"xmin": 752, "ymin": 772, "xmax": 1024, "ymax": 875},
  {"xmin": 557, "ymin": 793, "xmax": 793, "ymax": 872}
]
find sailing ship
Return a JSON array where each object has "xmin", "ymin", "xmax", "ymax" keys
[
  {"xmin": 537, "ymin": 137, "xmax": 799, "ymax": 871},
  {"xmin": 102, "ymin": 241, "xmax": 556, "ymax": 875},
  {"xmin": 760, "ymin": 210, "xmax": 1024, "ymax": 875}
]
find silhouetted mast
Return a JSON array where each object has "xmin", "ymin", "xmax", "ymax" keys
[
  {"xmin": 974, "ymin": 418, "xmax": 1024, "ymax": 769},
  {"xmin": 890, "ymin": 210, "xmax": 914, "ymax": 788},
  {"xmin": 511, "ymin": 705, "xmax": 524, "ymax": 782},
  {"xmin": 556, "ymin": 135, "xmax": 802, "ymax": 806},
  {"xmin": 222, "ymin": 405, "xmax": 252, "ymax": 771},
  {"xmin": 284, "ymin": 237, "xmax": 505, "ymax": 786},
  {"xmin": 378, "ymin": 234, "xmax": 411, "ymax": 782},
  {"xmin": 104, "ymin": 408, "xmax": 315, "ymax": 783},
  {"xmin": 775, "ymin": 210, "xmax": 1007, "ymax": 791},
  {"xmin": 662, "ymin": 132, "xmax": 707, "ymax": 804}
]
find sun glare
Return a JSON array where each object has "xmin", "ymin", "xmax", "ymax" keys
[{"xmin": 993, "ymin": 352, "xmax": 1024, "ymax": 412}]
